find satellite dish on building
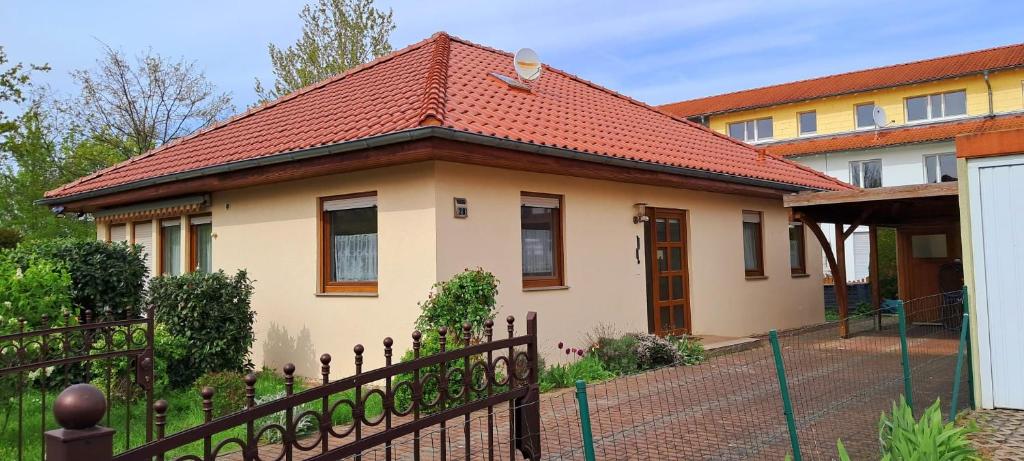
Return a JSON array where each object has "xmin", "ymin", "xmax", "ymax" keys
[
  {"xmin": 872, "ymin": 105, "xmax": 890, "ymax": 128},
  {"xmin": 514, "ymin": 48, "xmax": 542, "ymax": 82}
]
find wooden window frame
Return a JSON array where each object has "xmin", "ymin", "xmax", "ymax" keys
[
  {"xmin": 743, "ymin": 210, "xmax": 765, "ymax": 278},
  {"xmin": 188, "ymin": 214, "xmax": 212, "ymax": 273},
  {"xmin": 158, "ymin": 218, "xmax": 182, "ymax": 276},
  {"xmin": 318, "ymin": 192, "xmax": 378, "ymax": 294},
  {"xmin": 789, "ymin": 222, "xmax": 807, "ymax": 276},
  {"xmin": 521, "ymin": 192, "xmax": 565, "ymax": 289}
]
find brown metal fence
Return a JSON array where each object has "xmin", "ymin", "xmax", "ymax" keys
[
  {"xmin": 43, "ymin": 313, "xmax": 541, "ymax": 461},
  {"xmin": 0, "ymin": 308, "xmax": 155, "ymax": 461}
]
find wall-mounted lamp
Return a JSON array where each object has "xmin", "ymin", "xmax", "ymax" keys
[{"xmin": 633, "ymin": 203, "xmax": 649, "ymax": 224}]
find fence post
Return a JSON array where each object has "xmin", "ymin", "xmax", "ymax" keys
[
  {"xmin": 896, "ymin": 300, "xmax": 914, "ymax": 410},
  {"xmin": 950, "ymin": 312, "xmax": 970, "ymax": 422},
  {"xmin": 963, "ymin": 286, "xmax": 975, "ymax": 409},
  {"xmin": 769, "ymin": 330, "xmax": 801, "ymax": 461},
  {"xmin": 574, "ymin": 380, "xmax": 597, "ymax": 461},
  {"xmin": 45, "ymin": 384, "xmax": 114, "ymax": 461}
]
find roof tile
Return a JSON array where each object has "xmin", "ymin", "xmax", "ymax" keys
[{"xmin": 47, "ymin": 33, "xmax": 849, "ymax": 200}]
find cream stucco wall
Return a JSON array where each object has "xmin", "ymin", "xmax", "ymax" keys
[
  {"xmin": 211, "ymin": 162, "xmax": 438, "ymax": 377},
  {"xmin": 101, "ymin": 160, "xmax": 826, "ymax": 377},
  {"xmin": 432, "ymin": 162, "xmax": 824, "ymax": 359}
]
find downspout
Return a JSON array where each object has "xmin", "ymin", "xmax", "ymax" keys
[{"xmin": 983, "ymin": 70, "xmax": 994, "ymax": 117}]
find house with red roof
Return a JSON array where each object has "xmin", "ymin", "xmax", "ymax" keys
[
  {"xmin": 662, "ymin": 43, "xmax": 1024, "ymax": 288},
  {"xmin": 43, "ymin": 33, "xmax": 849, "ymax": 375}
]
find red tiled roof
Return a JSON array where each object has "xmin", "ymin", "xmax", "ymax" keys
[
  {"xmin": 46, "ymin": 33, "xmax": 849, "ymax": 200},
  {"xmin": 659, "ymin": 43, "xmax": 1024, "ymax": 117},
  {"xmin": 764, "ymin": 113, "xmax": 1024, "ymax": 157}
]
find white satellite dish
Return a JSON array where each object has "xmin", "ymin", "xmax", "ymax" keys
[
  {"xmin": 871, "ymin": 105, "xmax": 890, "ymax": 128},
  {"xmin": 513, "ymin": 48, "xmax": 542, "ymax": 82}
]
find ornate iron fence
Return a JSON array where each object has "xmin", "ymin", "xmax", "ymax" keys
[
  {"xmin": 45, "ymin": 312, "xmax": 540, "ymax": 461},
  {"xmin": 0, "ymin": 308, "xmax": 155, "ymax": 461}
]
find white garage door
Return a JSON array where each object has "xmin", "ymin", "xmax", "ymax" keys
[{"xmin": 971, "ymin": 157, "xmax": 1024, "ymax": 409}]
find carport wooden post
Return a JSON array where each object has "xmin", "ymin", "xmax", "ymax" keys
[
  {"xmin": 869, "ymin": 226, "xmax": 882, "ymax": 330},
  {"xmin": 834, "ymin": 224, "xmax": 850, "ymax": 337}
]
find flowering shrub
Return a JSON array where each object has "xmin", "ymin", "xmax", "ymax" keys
[
  {"xmin": 668, "ymin": 335, "xmax": 706, "ymax": 366},
  {"xmin": 589, "ymin": 334, "xmax": 640, "ymax": 375},
  {"xmin": 634, "ymin": 334, "xmax": 681, "ymax": 370},
  {"xmin": 0, "ymin": 255, "xmax": 73, "ymax": 333},
  {"xmin": 415, "ymin": 269, "xmax": 498, "ymax": 346}
]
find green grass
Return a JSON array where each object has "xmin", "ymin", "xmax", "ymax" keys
[{"xmin": 0, "ymin": 371, "xmax": 384, "ymax": 461}]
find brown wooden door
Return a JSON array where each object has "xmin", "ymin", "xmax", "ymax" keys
[
  {"xmin": 896, "ymin": 224, "xmax": 962, "ymax": 323},
  {"xmin": 648, "ymin": 209, "xmax": 691, "ymax": 335}
]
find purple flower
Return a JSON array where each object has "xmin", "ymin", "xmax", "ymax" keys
[
  {"xmin": 557, "ymin": 342, "xmax": 564, "ymax": 349},
  {"xmin": 577, "ymin": 350, "xmax": 584, "ymax": 357},
  {"xmin": 565, "ymin": 349, "xmax": 571, "ymax": 355}
]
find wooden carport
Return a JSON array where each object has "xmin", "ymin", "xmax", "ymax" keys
[{"xmin": 783, "ymin": 182, "xmax": 960, "ymax": 337}]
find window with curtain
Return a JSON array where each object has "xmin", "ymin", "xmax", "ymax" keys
[
  {"xmin": 743, "ymin": 211, "xmax": 764, "ymax": 277},
  {"xmin": 924, "ymin": 153, "xmax": 958, "ymax": 183},
  {"xmin": 190, "ymin": 215, "xmax": 213, "ymax": 273},
  {"xmin": 521, "ymin": 193, "xmax": 563, "ymax": 288},
  {"xmin": 161, "ymin": 219, "xmax": 182, "ymax": 276},
  {"xmin": 789, "ymin": 222, "xmax": 806, "ymax": 275},
  {"xmin": 321, "ymin": 193, "xmax": 378, "ymax": 293}
]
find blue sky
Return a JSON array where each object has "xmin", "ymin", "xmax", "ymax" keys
[{"xmin": 2, "ymin": 0, "xmax": 1023, "ymax": 113}]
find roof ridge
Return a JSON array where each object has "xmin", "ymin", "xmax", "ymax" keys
[
  {"xmin": 662, "ymin": 42, "xmax": 1024, "ymax": 112},
  {"xmin": 418, "ymin": 32, "xmax": 452, "ymax": 126},
  {"xmin": 45, "ymin": 35, "xmax": 443, "ymax": 198}
]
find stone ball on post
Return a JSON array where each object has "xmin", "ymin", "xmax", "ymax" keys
[{"xmin": 53, "ymin": 384, "xmax": 107, "ymax": 430}]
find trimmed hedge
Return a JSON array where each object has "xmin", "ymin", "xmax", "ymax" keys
[{"xmin": 149, "ymin": 270, "xmax": 255, "ymax": 388}]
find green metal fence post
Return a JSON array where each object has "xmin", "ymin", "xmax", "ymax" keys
[
  {"xmin": 963, "ymin": 286, "xmax": 975, "ymax": 409},
  {"xmin": 769, "ymin": 330, "xmax": 802, "ymax": 461},
  {"xmin": 897, "ymin": 300, "xmax": 914, "ymax": 411},
  {"xmin": 574, "ymin": 380, "xmax": 596, "ymax": 461},
  {"xmin": 950, "ymin": 312, "xmax": 970, "ymax": 422}
]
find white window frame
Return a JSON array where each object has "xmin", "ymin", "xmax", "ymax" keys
[
  {"xmin": 855, "ymin": 102, "xmax": 876, "ymax": 130},
  {"xmin": 905, "ymin": 90, "xmax": 967, "ymax": 124},
  {"xmin": 850, "ymin": 159, "xmax": 883, "ymax": 188},
  {"xmin": 798, "ymin": 111, "xmax": 817, "ymax": 136},
  {"xmin": 923, "ymin": 153, "xmax": 958, "ymax": 183},
  {"xmin": 727, "ymin": 117, "xmax": 773, "ymax": 143}
]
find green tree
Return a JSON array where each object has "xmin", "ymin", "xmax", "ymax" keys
[
  {"xmin": 254, "ymin": 0, "xmax": 395, "ymax": 102},
  {"xmin": 0, "ymin": 45, "xmax": 49, "ymax": 138}
]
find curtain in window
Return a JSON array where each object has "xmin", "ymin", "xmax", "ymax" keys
[
  {"xmin": 162, "ymin": 225, "xmax": 181, "ymax": 276},
  {"xmin": 522, "ymin": 229, "xmax": 554, "ymax": 276},
  {"xmin": 743, "ymin": 223, "xmax": 760, "ymax": 271},
  {"xmin": 333, "ymin": 233, "xmax": 377, "ymax": 281},
  {"xmin": 194, "ymin": 223, "xmax": 213, "ymax": 273}
]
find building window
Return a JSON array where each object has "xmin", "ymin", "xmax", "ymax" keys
[
  {"xmin": 108, "ymin": 223, "xmax": 127, "ymax": 242},
  {"xmin": 798, "ymin": 111, "xmax": 817, "ymax": 135},
  {"xmin": 906, "ymin": 90, "xmax": 966, "ymax": 122},
  {"xmin": 789, "ymin": 222, "xmax": 806, "ymax": 276},
  {"xmin": 924, "ymin": 153, "xmax": 958, "ymax": 183},
  {"xmin": 133, "ymin": 221, "xmax": 154, "ymax": 277},
  {"xmin": 521, "ymin": 192, "xmax": 563, "ymax": 288},
  {"xmin": 727, "ymin": 117, "xmax": 773, "ymax": 142},
  {"xmin": 189, "ymin": 215, "xmax": 213, "ymax": 273},
  {"xmin": 742, "ymin": 210, "xmax": 764, "ymax": 277},
  {"xmin": 160, "ymin": 219, "xmax": 182, "ymax": 276},
  {"xmin": 320, "ymin": 192, "xmax": 378, "ymax": 293},
  {"xmin": 855, "ymin": 103, "xmax": 876, "ymax": 129},
  {"xmin": 850, "ymin": 159, "xmax": 883, "ymax": 188}
]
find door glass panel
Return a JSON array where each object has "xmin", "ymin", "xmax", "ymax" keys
[
  {"xmin": 659, "ymin": 277, "xmax": 669, "ymax": 300},
  {"xmin": 657, "ymin": 248, "xmax": 667, "ymax": 271},
  {"xmin": 673, "ymin": 305, "xmax": 685, "ymax": 329},
  {"xmin": 668, "ymin": 219, "xmax": 681, "ymax": 242},
  {"xmin": 672, "ymin": 276, "xmax": 684, "ymax": 299},
  {"xmin": 660, "ymin": 307, "xmax": 672, "ymax": 330},
  {"xmin": 656, "ymin": 219, "xmax": 666, "ymax": 242},
  {"xmin": 670, "ymin": 247, "xmax": 682, "ymax": 270}
]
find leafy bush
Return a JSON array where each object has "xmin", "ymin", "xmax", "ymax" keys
[
  {"xmin": 539, "ymin": 355, "xmax": 615, "ymax": 392},
  {"xmin": 0, "ymin": 255, "xmax": 73, "ymax": 333},
  {"xmin": 392, "ymin": 330, "xmax": 487, "ymax": 413},
  {"xmin": 878, "ymin": 396, "xmax": 979, "ymax": 461},
  {"xmin": 195, "ymin": 371, "xmax": 247, "ymax": 417},
  {"xmin": 589, "ymin": 335, "xmax": 639, "ymax": 375},
  {"xmin": 5, "ymin": 239, "xmax": 146, "ymax": 319},
  {"xmin": 634, "ymin": 334, "xmax": 681, "ymax": 370},
  {"xmin": 0, "ymin": 229, "xmax": 20, "ymax": 250},
  {"xmin": 415, "ymin": 269, "xmax": 498, "ymax": 346},
  {"xmin": 149, "ymin": 270, "xmax": 255, "ymax": 388},
  {"xmin": 669, "ymin": 335, "xmax": 706, "ymax": 365},
  {"xmin": 254, "ymin": 390, "xmax": 318, "ymax": 443}
]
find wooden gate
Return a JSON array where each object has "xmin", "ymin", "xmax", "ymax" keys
[{"xmin": 44, "ymin": 312, "xmax": 541, "ymax": 461}]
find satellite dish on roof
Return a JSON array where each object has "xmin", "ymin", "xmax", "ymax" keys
[
  {"xmin": 514, "ymin": 48, "xmax": 542, "ymax": 82},
  {"xmin": 872, "ymin": 105, "xmax": 890, "ymax": 128}
]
